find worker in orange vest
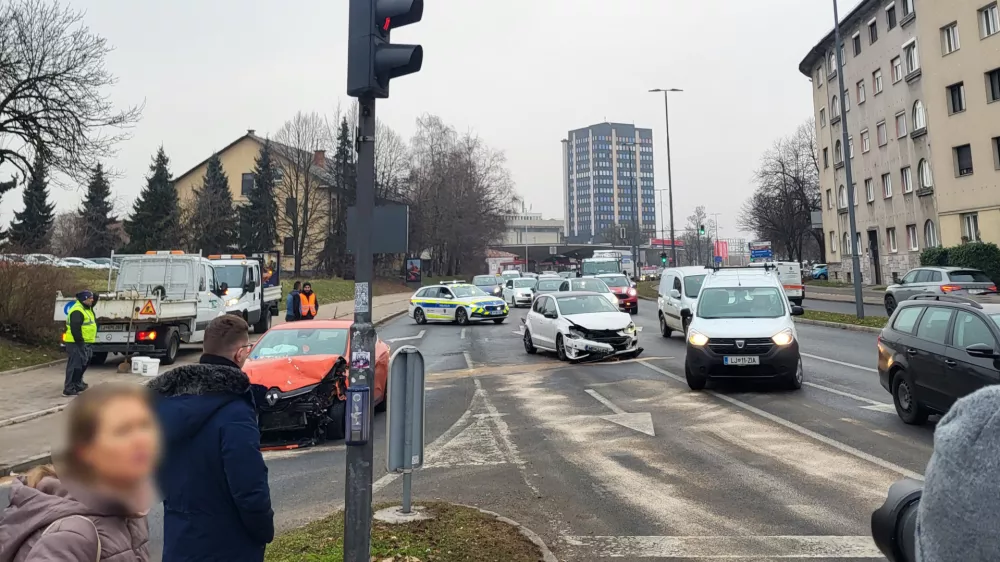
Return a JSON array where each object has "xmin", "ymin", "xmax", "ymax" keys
[{"xmin": 298, "ymin": 282, "xmax": 318, "ymax": 320}]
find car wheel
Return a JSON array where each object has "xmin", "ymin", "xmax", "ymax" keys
[
  {"xmin": 523, "ymin": 329, "xmax": 536, "ymax": 354},
  {"xmin": 414, "ymin": 308, "xmax": 427, "ymax": 325},
  {"xmin": 786, "ymin": 359, "xmax": 804, "ymax": 390},
  {"xmin": 374, "ymin": 394, "xmax": 387, "ymax": 413},
  {"xmin": 89, "ymin": 352, "xmax": 108, "ymax": 366},
  {"xmin": 682, "ymin": 316, "xmax": 691, "ymax": 335},
  {"xmin": 493, "ymin": 318, "xmax": 505, "ymax": 324},
  {"xmin": 884, "ymin": 295, "xmax": 897, "ymax": 316},
  {"xmin": 791, "ymin": 298, "xmax": 803, "ymax": 307},
  {"xmin": 659, "ymin": 314, "xmax": 672, "ymax": 338},
  {"xmin": 161, "ymin": 331, "xmax": 180, "ymax": 365},
  {"xmin": 892, "ymin": 371, "xmax": 928, "ymax": 425},
  {"xmin": 685, "ymin": 364, "xmax": 707, "ymax": 391},
  {"xmin": 325, "ymin": 400, "xmax": 346, "ymax": 440},
  {"xmin": 253, "ymin": 309, "xmax": 270, "ymax": 334},
  {"xmin": 456, "ymin": 307, "xmax": 470, "ymax": 326},
  {"xmin": 556, "ymin": 334, "xmax": 568, "ymax": 361}
]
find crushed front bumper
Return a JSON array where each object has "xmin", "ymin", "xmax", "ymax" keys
[{"xmin": 563, "ymin": 331, "xmax": 641, "ymax": 361}]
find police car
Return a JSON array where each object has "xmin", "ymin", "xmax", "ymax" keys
[{"xmin": 408, "ymin": 281, "xmax": 509, "ymax": 325}]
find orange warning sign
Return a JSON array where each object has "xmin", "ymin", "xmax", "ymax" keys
[{"xmin": 139, "ymin": 300, "xmax": 156, "ymax": 315}]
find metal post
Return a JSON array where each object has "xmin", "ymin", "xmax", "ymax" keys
[
  {"xmin": 710, "ymin": 213, "xmax": 721, "ymax": 264},
  {"xmin": 832, "ymin": 0, "xmax": 865, "ymax": 319},
  {"xmin": 344, "ymin": 95, "xmax": 377, "ymax": 561},
  {"xmin": 401, "ymin": 352, "xmax": 415, "ymax": 514},
  {"xmin": 662, "ymin": 92, "xmax": 678, "ymax": 267}
]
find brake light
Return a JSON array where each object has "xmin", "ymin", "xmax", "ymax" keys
[
  {"xmin": 940, "ymin": 284, "xmax": 963, "ymax": 293},
  {"xmin": 138, "ymin": 330, "xmax": 157, "ymax": 341},
  {"xmin": 990, "ymin": 285, "xmax": 998, "ymax": 292}
]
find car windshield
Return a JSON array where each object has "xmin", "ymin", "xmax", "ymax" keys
[
  {"xmin": 250, "ymin": 328, "xmax": 348, "ymax": 359},
  {"xmin": 684, "ymin": 275, "xmax": 707, "ymax": 298},
  {"xmin": 557, "ymin": 295, "xmax": 617, "ymax": 315},
  {"xmin": 697, "ymin": 287, "xmax": 786, "ymax": 319},
  {"xmin": 473, "ymin": 275, "xmax": 498, "ymax": 286},
  {"xmin": 451, "ymin": 285, "xmax": 487, "ymax": 297},
  {"xmin": 571, "ymin": 279, "xmax": 610, "ymax": 293},
  {"xmin": 537, "ymin": 280, "xmax": 562, "ymax": 291},
  {"xmin": 990, "ymin": 315, "xmax": 1000, "ymax": 329},
  {"xmin": 214, "ymin": 265, "xmax": 245, "ymax": 288},
  {"xmin": 949, "ymin": 270, "xmax": 992, "ymax": 283},
  {"xmin": 513, "ymin": 279, "xmax": 536, "ymax": 289},
  {"xmin": 599, "ymin": 275, "xmax": 629, "ymax": 288}
]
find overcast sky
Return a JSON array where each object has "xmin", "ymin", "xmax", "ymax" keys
[{"xmin": 0, "ymin": 0, "xmax": 860, "ymax": 240}]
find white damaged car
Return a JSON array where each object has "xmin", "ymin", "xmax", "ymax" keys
[{"xmin": 523, "ymin": 291, "xmax": 641, "ymax": 362}]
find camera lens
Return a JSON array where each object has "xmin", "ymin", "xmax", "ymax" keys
[{"xmin": 871, "ymin": 479, "xmax": 922, "ymax": 562}]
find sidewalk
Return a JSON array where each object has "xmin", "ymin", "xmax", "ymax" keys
[
  {"xmin": 806, "ymin": 284, "xmax": 884, "ymax": 306},
  {"xmin": 0, "ymin": 292, "xmax": 413, "ymax": 475}
]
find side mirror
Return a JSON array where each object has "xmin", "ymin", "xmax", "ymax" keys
[
  {"xmin": 791, "ymin": 306, "xmax": 805, "ymax": 316},
  {"xmin": 544, "ymin": 311, "xmax": 558, "ymax": 319},
  {"xmin": 631, "ymin": 282, "xmax": 637, "ymax": 288},
  {"xmin": 669, "ymin": 289, "xmax": 681, "ymax": 299},
  {"xmin": 245, "ymin": 280, "xmax": 256, "ymax": 293},
  {"xmin": 898, "ymin": 278, "xmax": 906, "ymax": 285},
  {"xmin": 966, "ymin": 343, "xmax": 996, "ymax": 358}
]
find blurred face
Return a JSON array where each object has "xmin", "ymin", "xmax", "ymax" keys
[
  {"xmin": 83, "ymin": 296, "xmax": 95, "ymax": 306},
  {"xmin": 303, "ymin": 285, "xmax": 312, "ymax": 294},
  {"xmin": 79, "ymin": 395, "xmax": 159, "ymax": 488}
]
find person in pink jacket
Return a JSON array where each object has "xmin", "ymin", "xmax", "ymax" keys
[{"xmin": 0, "ymin": 383, "xmax": 159, "ymax": 561}]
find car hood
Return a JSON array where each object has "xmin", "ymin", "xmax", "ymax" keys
[
  {"xmin": 243, "ymin": 354, "xmax": 344, "ymax": 392},
  {"xmin": 564, "ymin": 311, "xmax": 632, "ymax": 330},
  {"xmin": 462, "ymin": 297, "xmax": 507, "ymax": 307},
  {"xmin": 690, "ymin": 317, "xmax": 790, "ymax": 338}
]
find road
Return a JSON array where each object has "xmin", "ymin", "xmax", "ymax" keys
[
  {"xmin": 3, "ymin": 299, "xmax": 933, "ymax": 560},
  {"xmin": 803, "ymin": 297, "xmax": 887, "ymax": 317}
]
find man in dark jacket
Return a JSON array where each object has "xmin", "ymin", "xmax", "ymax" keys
[
  {"xmin": 62, "ymin": 289, "xmax": 97, "ymax": 396},
  {"xmin": 148, "ymin": 315, "xmax": 274, "ymax": 562},
  {"xmin": 284, "ymin": 281, "xmax": 301, "ymax": 322}
]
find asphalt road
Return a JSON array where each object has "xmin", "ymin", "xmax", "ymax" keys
[
  {"xmin": 803, "ymin": 297, "xmax": 888, "ymax": 318},
  {"xmin": 3, "ymin": 300, "xmax": 934, "ymax": 560}
]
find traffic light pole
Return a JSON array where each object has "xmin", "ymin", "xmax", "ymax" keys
[{"xmin": 344, "ymin": 95, "xmax": 377, "ymax": 562}]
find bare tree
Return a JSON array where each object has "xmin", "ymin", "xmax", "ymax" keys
[
  {"xmin": 49, "ymin": 212, "xmax": 85, "ymax": 256},
  {"xmin": 273, "ymin": 111, "xmax": 331, "ymax": 275},
  {"xmin": 0, "ymin": 0, "xmax": 142, "ymax": 187}
]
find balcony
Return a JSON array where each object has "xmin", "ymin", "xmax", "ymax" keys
[
  {"xmin": 916, "ymin": 186, "xmax": 934, "ymax": 197},
  {"xmin": 900, "ymin": 12, "xmax": 916, "ymax": 28},
  {"xmin": 910, "ymin": 127, "xmax": 928, "ymax": 139},
  {"xmin": 905, "ymin": 68, "xmax": 922, "ymax": 83}
]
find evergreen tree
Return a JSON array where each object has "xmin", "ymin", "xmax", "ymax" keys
[
  {"xmin": 238, "ymin": 140, "xmax": 278, "ymax": 253},
  {"xmin": 77, "ymin": 164, "xmax": 118, "ymax": 258},
  {"xmin": 319, "ymin": 118, "xmax": 356, "ymax": 275},
  {"xmin": 8, "ymin": 150, "xmax": 55, "ymax": 252},
  {"xmin": 124, "ymin": 147, "xmax": 181, "ymax": 252},
  {"xmin": 188, "ymin": 153, "xmax": 237, "ymax": 254}
]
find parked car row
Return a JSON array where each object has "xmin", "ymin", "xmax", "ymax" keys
[{"xmin": 0, "ymin": 253, "xmax": 119, "ymax": 269}]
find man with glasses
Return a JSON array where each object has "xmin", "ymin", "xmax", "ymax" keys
[{"xmin": 149, "ymin": 315, "xmax": 274, "ymax": 562}]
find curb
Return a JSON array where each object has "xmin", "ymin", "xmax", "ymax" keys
[
  {"xmin": 457, "ymin": 504, "xmax": 559, "ymax": 562},
  {"xmin": 806, "ymin": 293, "xmax": 884, "ymax": 306},
  {"xmin": 794, "ymin": 317, "xmax": 883, "ymax": 334},
  {"xmin": 0, "ymin": 359, "xmax": 66, "ymax": 377},
  {"xmin": 0, "ymin": 308, "xmax": 411, "ymax": 477}
]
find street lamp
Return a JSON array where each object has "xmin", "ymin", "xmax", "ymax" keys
[
  {"xmin": 619, "ymin": 136, "xmax": 640, "ymax": 279},
  {"xmin": 649, "ymin": 88, "xmax": 682, "ymax": 267}
]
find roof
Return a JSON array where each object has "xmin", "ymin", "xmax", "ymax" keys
[
  {"xmin": 552, "ymin": 291, "xmax": 610, "ymax": 298},
  {"xmin": 704, "ymin": 269, "xmax": 783, "ymax": 289},
  {"xmin": 798, "ymin": 0, "xmax": 882, "ymax": 77},
  {"xmin": 664, "ymin": 266, "xmax": 712, "ymax": 275},
  {"xmin": 270, "ymin": 319, "xmax": 352, "ymax": 330}
]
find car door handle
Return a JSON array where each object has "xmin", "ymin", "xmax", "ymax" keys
[
  {"xmin": 906, "ymin": 348, "xmax": 918, "ymax": 355},
  {"xmin": 945, "ymin": 359, "xmax": 957, "ymax": 367}
]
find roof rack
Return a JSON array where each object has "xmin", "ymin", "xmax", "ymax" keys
[
  {"xmin": 705, "ymin": 263, "xmax": 775, "ymax": 272},
  {"xmin": 910, "ymin": 294, "xmax": 983, "ymax": 309}
]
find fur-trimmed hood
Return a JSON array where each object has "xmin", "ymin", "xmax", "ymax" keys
[{"xmin": 149, "ymin": 361, "xmax": 254, "ymax": 446}]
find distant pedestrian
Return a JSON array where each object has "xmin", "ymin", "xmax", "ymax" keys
[
  {"xmin": 285, "ymin": 281, "xmax": 301, "ymax": 322},
  {"xmin": 298, "ymin": 282, "xmax": 318, "ymax": 320},
  {"xmin": 63, "ymin": 289, "xmax": 97, "ymax": 397},
  {"xmin": 149, "ymin": 315, "xmax": 274, "ymax": 562},
  {"xmin": 0, "ymin": 382, "xmax": 159, "ymax": 562}
]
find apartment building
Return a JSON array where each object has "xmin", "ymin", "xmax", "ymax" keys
[{"xmin": 801, "ymin": 0, "xmax": 1000, "ymax": 284}]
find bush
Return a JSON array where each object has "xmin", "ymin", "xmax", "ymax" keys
[
  {"xmin": 919, "ymin": 242, "xmax": 1000, "ymax": 283},
  {"xmin": 0, "ymin": 262, "xmax": 85, "ymax": 344}
]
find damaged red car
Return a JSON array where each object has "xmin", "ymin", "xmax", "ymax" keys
[{"xmin": 243, "ymin": 320, "xmax": 389, "ymax": 446}]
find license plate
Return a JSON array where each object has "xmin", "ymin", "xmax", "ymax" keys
[
  {"xmin": 99, "ymin": 324, "xmax": 127, "ymax": 332},
  {"xmin": 98, "ymin": 332, "xmax": 134, "ymax": 343},
  {"xmin": 724, "ymin": 356, "xmax": 760, "ymax": 366}
]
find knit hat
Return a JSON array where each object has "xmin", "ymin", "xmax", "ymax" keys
[
  {"xmin": 75, "ymin": 289, "xmax": 94, "ymax": 301},
  {"xmin": 916, "ymin": 386, "xmax": 1000, "ymax": 561}
]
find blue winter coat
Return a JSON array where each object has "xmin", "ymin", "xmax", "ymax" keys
[
  {"xmin": 148, "ymin": 355, "xmax": 274, "ymax": 562},
  {"xmin": 285, "ymin": 290, "xmax": 300, "ymax": 321}
]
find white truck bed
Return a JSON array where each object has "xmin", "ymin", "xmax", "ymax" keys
[{"xmin": 54, "ymin": 291, "xmax": 197, "ymax": 323}]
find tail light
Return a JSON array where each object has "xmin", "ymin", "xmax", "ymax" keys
[
  {"xmin": 137, "ymin": 330, "xmax": 157, "ymax": 341},
  {"xmin": 989, "ymin": 285, "xmax": 998, "ymax": 293},
  {"xmin": 940, "ymin": 285, "xmax": 963, "ymax": 293}
]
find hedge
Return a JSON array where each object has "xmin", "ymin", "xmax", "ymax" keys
[{"xmin": 920, "ymin": 242, "xmax": 1000, "ymax": 283}]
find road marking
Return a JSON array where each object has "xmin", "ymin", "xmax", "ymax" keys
[
  {"xmin": 472, "ymin": 378, "xmax": 541, "ymax": 496},
  {"xmin": 463, "ymin": 351, "xmax": 474, "ymax": 370},
  {"xmin": 585, "ymin": 389, "xmax": 656, "ymax": 436},
  {"xmin": 561, "ymin": 535, "xmax": 882, "ymax": 559},
  {"xmin": 387, "ymin": 330, "xmax": 425, "ymax": 344},
  {"xmin": 802, "ymin": 381, "xmax": 890, "ymax": 408},
  {"xmin": 460, "ymin": 327, "xmax": 466, "ymax": 340},
  {"xmin": 0, "ymin": 405, "xmax": 67, "ymax": 429},
  {"xmin": 862, "ymin": 403, "xmax": 899, "ymax": 414},
  {"xmin": 802, "ymin": 352, "xmax": 878, "ymax": 373},
  {"xmin": 638, "ymin": 361, "xmax": 924, "ymax": 480},
  {"xmin": 585, "ymin": 389, "xmax": 626, "ymax": 414}
]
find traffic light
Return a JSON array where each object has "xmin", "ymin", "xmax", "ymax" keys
[
  {"xmin": 660, "ymin": 252, "xmax": 667, "ymax": 265},
  {"xmin": 347, "ymin": 0, "xmax": 424, "ymax": 99},
  {"xmin": 699, "ymin": 224, "xmax": 705, "ymax": 235}
]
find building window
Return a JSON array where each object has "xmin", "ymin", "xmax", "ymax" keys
[
  {"xmin": 994, "ymin": 136, "xmax": 1000, "ymax": 169},
  {"xmin": 877, "ymin": 121, "xmax": 888, "ymax": 146},
  {"xmin": 845, "ymin": 90, "xmax": 851, "ymax": 112},
  {"xmin": 830, "ymin": 52, "xmax": 837, "ymax": 74},
  {"xmin": 869, "ymin": 19, "xmax": 879, "ymax": 44},
  {"xmin": 283, "ymin": 236, "xmax": 294, "ymax": 255},
  {"xmin": 901, "ymin": 166, "xmax": 913, "ymax": 193},
  {"xmin": 882, "ymin": 172, "xmax": 893, "ymax": 198},
  {"xmin": 947, "ymin": 82, "xmax": 966, "ymax": 114},
  {"xmin": 826, "ymin": 188, "xmax": 833, "ymax": 209},
  {"xmin": 820, "ymin": 107, "xmax": 827, "ymax": 126},
  {"xmin": 849, "ymin": 136, "xmax": 855, "ymax": 158},
  {"xmin": 830, "ymin": 231, "xmax": 837, "ymax": 253},
  {"xmin": 853, "ymin": 183, "xmax": 859, "ymax": 206},
  {"xmin": 887, "ymin": 4, "xmax": 898, "ymax": 29},
  {"xmin": 919, "ymin": 159, "xmax": 934, "ymax": 188},
  {"xmin": 887, "ymin": 228, "xmax": 898, "ymax": 253},
  {"xmin": 901, "ymin": 0, "xmax": 914, "ymax": 18},
  {"xmin": 873, "ymin": 69, "xmax": 884, "ymax": 94},
  {"xmin": 892, "ymin": 57, "xmax": 903, "ymax": 83},
  {"xmin": 862, "ymin": 129, "xmax": 871, "ymax": 152},
  {"xmin": 823, "ymin": 147, "xmax": 830, "ymax": 168},
  {"xmin": 986, "ymin": 68, "xmax": 1000, "ymax": 103},
  {"xmin": 857, "ymin": 80, "xmax": 866, "ymax": 104},
  {"xmin": 904, "ymin": 41, "xmax": 920, "ymax": 75},
  {"xmin": 840, "ymin": 44, "xmax": 846, "ymax": 65},
  {"xmin": 831, "ymin": 96, "xmax": 840, "ymax": 117},
  {"xmin": 838, "ymin": 185, "xmax": 848, "ymax": 208},
  {"xmin": 963, "ymin": 213, "xmax": 981, "ymax": 241},
  {"xmin": 907, "ymin": 224, "xmax": 919, "ymax": 251},
  {"xmin": 853, "ymin": 32, "xmax": 863, "ymax": 55},
  {"xmin": 982, "ymin": 3, "xmax": 999, "ymax": 38},
  {"xmin": 285, "ymin": 197, "xmax": 296, "ymax": 217},
  {"xmin": 955, "ymin": 144, "xmax": 974, "ymax": 176},
  {"xmin": 865, "ymin": 177, "xmax": 876, "ymax": 202},
  {"xmin": 942, "ymin": 23, "xmax": 961, "ymax": 54},
  {"xmin": 817, "ymin": 67, "xmax": 824, "ymax": 86},
  {"xmin": 844, "ymin": 232, "xmax": 852, "ymax": 254},
  {"xmin": 925, "ymin": 220, "xmax": 939, "ymax": 247},
  {"xmin": 835, "ymin": 140, "xmax": 844, "ymax": 164},
  {"xmin": 895, "ymin": 112, "xmax": 907, "ymax": 138},
  {"xmin": 913, "ymin": 100, "xmax": 927, "ymax": 130}
]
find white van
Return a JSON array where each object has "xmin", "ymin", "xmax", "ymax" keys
[
  {"xmin": 749, "ymin": 261, "xmax": 805, "ymax": 305},
  {"xmin": 656, "ymin": 266, "xmax": 709, "ymax": 337}
]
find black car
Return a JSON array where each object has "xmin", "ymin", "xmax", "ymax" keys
[{"xmin": 878, "ymin": 294, "xmax": 1000, "ymax": 425}]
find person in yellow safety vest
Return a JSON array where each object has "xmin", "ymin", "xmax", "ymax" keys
[
  {"xmin": 298, "ymin": 282, "xmax": 318, "ymax": 320},
  {"xmin": 63, "ymin": 289, "xmax": 97, "ymax": 397}
]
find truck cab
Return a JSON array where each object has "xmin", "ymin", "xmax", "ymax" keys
[{"xmin": 207, "ymin": 253, "xmax": 282, "ymax": 333}]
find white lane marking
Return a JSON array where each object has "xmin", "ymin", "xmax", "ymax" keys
[
  {"xmin": 471, "ymin": 378, "xmax": 541, "ymax": 496},
  {"xmin": 863, "ymin": 403, "xmax": 900, "ymax": 414},
  {"xmin": 585, "ymin": 389, "xmax": 626, "ymax": 414},
  {"xmin": 386, "ymin": 330, "xmax": 425, "ymax": 343},
  {"xmin": 460, "ymin": 327, "xmax": 466, "ymax": 340},
  {"xmin": 561, "ymin": 535, "xmax": 882, "ymax": 559},
  {"xmin": 639, "ymin": 361, "xmax": 924, "ymax": 480},
  {"xmin": 462, "ymin": 351, "xmax": 474, "ymax": 370},
  {"xmin": 802, "ymin": 381, "xmax": 891, "ymax": 408},
  {"xmin": 802, "ymin": 352, "xmax": 878, "ymax": 373}
]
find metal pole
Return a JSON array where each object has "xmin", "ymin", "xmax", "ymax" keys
[
  {"xmin": 710, "ymin": 213, "xmax": 721, "ymax": 264},
  {"xmin": 401, "ymin": 353, "xmax": 414, "ymax": 514},
  {"xmin": 524, "ymin": 223, "xmax": 529, "ymax": 272},
  {"xmin": 832, "ymin": 0, "xmax": 865, "ymax": 319},
  {"xmin": 344, "ymin": 95, "xmax": 377, "ymax": 561},
  {"xmin": 663, "ymin": 92, "xmax": 678, "ymax": 267},
  {"xmin": 632, "ymin": 139, "xmax": 639, "ymax": 279}
]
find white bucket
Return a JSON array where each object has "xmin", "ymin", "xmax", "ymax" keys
[
  {"xmin": 139, "ymin": 358, "xmax": 160, "ymax": 378},
  {"xmin": 131, "ymin": 357, "xmax": 149, "ymax": 375}
]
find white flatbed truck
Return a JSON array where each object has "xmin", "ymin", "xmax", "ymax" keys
[{"xmin": 207, "ymin": 252, "xmax": 282, "ymax": 334}]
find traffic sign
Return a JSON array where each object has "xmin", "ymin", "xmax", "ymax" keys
[
  {"xmin": 139, "ymin": 300, "xmax": 157, "ymax": 315},
  {"xmin": 714, "ymin": 256, "xmax": 723, "ymax": 264}
]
